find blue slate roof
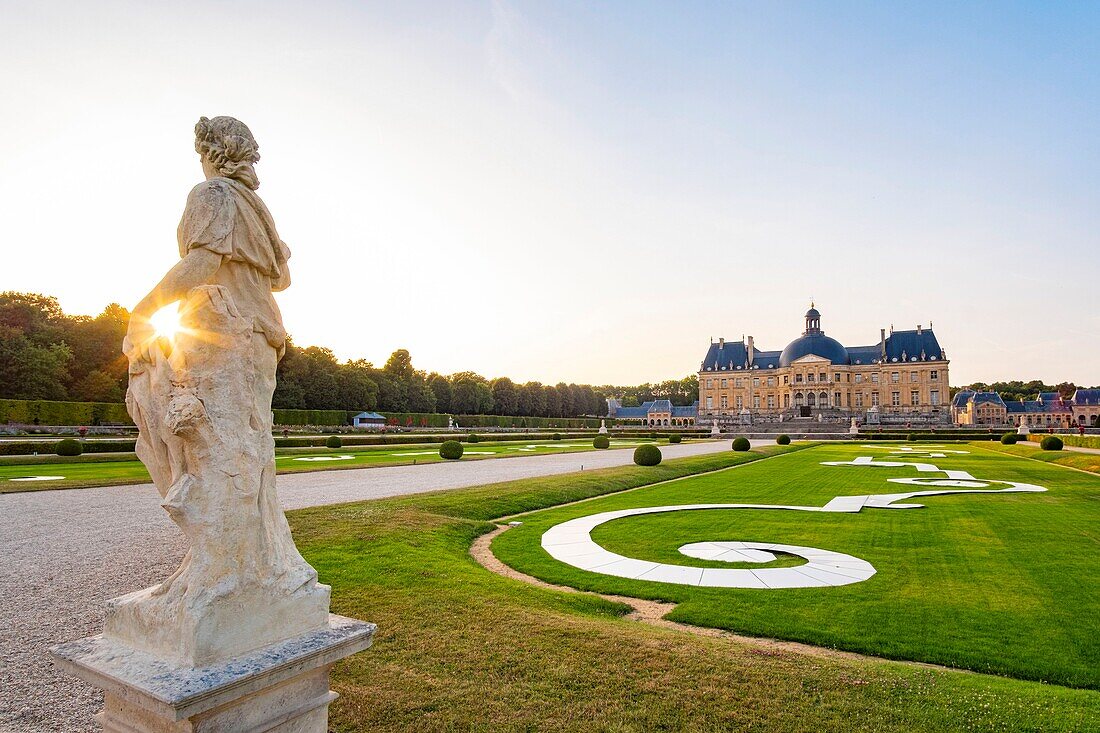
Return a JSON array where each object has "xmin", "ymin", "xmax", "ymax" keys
[
  {"xmin": 1005, "ymin": 401, "xmax": 1025, "ymax": 414},
  {"xmin": 952, "ymin": 390, "xmax": 975, "ymax": 408},
  {"xmin": 971, "ymin": 392, "xmax": 1005, "ymax": 407},
  {"xmin": 613, "ymin": 406, "xmax": 649, "ymax": 419},
  {"xmin": 353, "ymin": 411, "xmax": 386, "ymax": 420},
  {"xmin": 703, "ymin": 310, "xmax": 945, "ymax": 370},
  {"xmin": 883, "ymin": 329, "xmax": 944, "ymax": 364},
  {"xmin": 614, "ymin": 400, "xmax": 698, "ymax": 419},
  {"xmin": 1073, "ymin": 389, "xmax": 1100, "ymax": 405},
  {"xmin": 672, "ymin": 402, "xmax": 699, "ymax": 417}
]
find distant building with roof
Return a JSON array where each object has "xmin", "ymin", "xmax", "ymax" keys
[
  {"xmin": 607, "ymin": 398, "xmax": 698, "ymax": 427},
  {"xmin": 698, "ymin": 304, "xmax": 950, "ymax": 426},
  {"xmin": 953, "ymin": 388, "xmax": 1099, "ymax": 429},
  {"xmin": 351, "ymin": 411, "xmax": 387, "ymax": 429}
]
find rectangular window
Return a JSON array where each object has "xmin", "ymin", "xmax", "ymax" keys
[
  {"xmin": 834, "ymin": 391, "xmax": 841, "ymax": 406},
  {"xmin": 807, "ymin": 373, "xmax": 815, "ymax": 382},
  {"xmin": 706, "ymin": 396, "xmax": 713, "ymax": 409},
  {"xmin": 735, "ymin": 396, "xmax": 743, "ymax": 409},
  {"xmin": 753, "ymin": 377, "xmax": 760, "ymax": 388},
  {"xmin": 753, "ymin": 395, "xmax": 760, "ymax": 409},
  {"xmin": 871, "ymin": 391, "xmax": 880, "ymax": 407},
  {"xmin": 784, "ymin": 394, "xmax": 790, "ymax": 408},
  {"xmin": 767, "ymin": 395, "xmax": 775, "ymax": 408},
  {"xmin": 931, "ymin": 370, "xmax": 939, "ymax": 381},
  {"xmin": 872, "ymin": 373, "xmax": 880, "ymax": 384},
  {"xmin": 720, "ymin": 378, "xmax": 727, "ymax": 388},
  {"xmin": 819, "ymin": 372, "xmax": 827, "ymax": 382},
  {"xmin": 931, "ymin": 390, "xmax": 940, "ymax": 405},
  {"xmin": 720, "ymin": 395, "xmax": 728, "ymax": 409},
  {"xmin": 855, "ymin": 393, "xmax": 864, "ymax": 408},
  {"xmin": 910, "ymin": 371, "xmax": 918, "ymax": 383},
  {"xmin": 891, "ymin": 372, "xmax": 900, "ymax": 383},
  {"xmin": 783, "ymin": 375, "xmax": 789, "ymax": 385},
  {"xmin": 892, "ymin": 391, "xmax": 901, "ymax": 407},
  {"xmin": 833, "ymin": 373, "xmax": 840, "ymax": 383},
  {"xmin": 795, "ymin": 374, "xmax": 803, "ymax": 383},
  {"xmin": 855, "ymin": 374, "xmax": 863, "ymax": 384},
  {"xmin": 706, "ymin": 379, "xmax": 713, "ymax": 389},
  {"xmin": 734, "ymin": 378, "xmax": 742, "ymax": 388},
  {"xmin": 911, "ymin": 390, "xmax": 919, "ymax": 405},
  {"xmin": 768, "ymin": 376, "xmax": 776, "ymax": 387}
]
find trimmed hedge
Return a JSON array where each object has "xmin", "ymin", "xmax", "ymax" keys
[
  {"xmin": 0, "ymin": 398, "xmax": 132, "ymax": 426},
  {"xmin": 56, "ymin": 438, "xmax": 83, "ymax": 457},
  {"xmin": 1040, "ymin": 435, "xmax": 1064, "ymax": 451},
  {"xmin": 1000, "ymin": 433, "xmax": 1019, "ymax": 445},
  {"xmin": 325, "ymin": 435, "xmax": 342, "ymax": 449},
  {"xmin": 776, "ymin": 434, "xmax": 791, "ymax": 445},
  {"xmin": 633, "ymin": 444, "xmax": 662, "ymax": 466},
  {"xmin": 668, "ymin": 433, "xmax": 681, "ymax": 444},
  {"xmin": 467, "ymin": 434, "xmax": 480, "ymax": 444},
  {"xmin": 1028, "ymin": 434, "xmax": 1100, "ymax": 450},
  {"xmin": 0, "ymin": 440, "xmax": 137, "ymax": 456},
  {"xmin": 731, "ymin": 437, "xmax": 750, "ymax": 452},
  {"xmin": 593, "ymin": 435, "xmax": 610, "ymax": 449},
  {"xmin": 439, "ymin": 440, "xmax": 463, "ymax": 460},
  {"xmin": 551, "ymin": 433, "xmax": 562, "ymax": 441}
]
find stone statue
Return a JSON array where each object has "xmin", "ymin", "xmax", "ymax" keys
[{"xmin": 118, "ymin": 116, "xmax": 329, "ymax": 666}]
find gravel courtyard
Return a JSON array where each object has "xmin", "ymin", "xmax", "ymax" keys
[{"xmin": 0, "ymin": 439, "xmax": 735, "ymax": 732}]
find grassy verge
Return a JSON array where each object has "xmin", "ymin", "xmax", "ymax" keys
[
  {"xmin": 0, "ymin": 437, "xmax": 680, "ymax": 494},
  {"xmin": 979, "ymin": 441, "xmax": 1100, "ymax": 474},
  {"xmin": 492, "ymin": 443, "xmax": 1100, "ymax": 689},
  {"xmin": 283, "ymin": 450, "xmax": 1099, "ymax": 731}
]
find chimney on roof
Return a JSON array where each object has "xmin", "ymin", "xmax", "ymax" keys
[
  {"xmin": 718, "ymin": 337, "xmax": 724, "ymax": 348},
  {"xmin": 747, "ymin": 336, "xmax": 754, "ymax": 366},
  {"xmin": 880, "ymin": 328, "xmax": 886, "ymax": 357},
  {"xmin": 917, "ymin": 324, "xmax": 922, "ymax": 334}
]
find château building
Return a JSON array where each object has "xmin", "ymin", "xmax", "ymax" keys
[
  {"xmin": 953, "ymin": 389, "xmax": 1100, "ymax": 429},
  {"xmin": 698, "ymin": 305, "xmax": 950, "ymax": 426}
]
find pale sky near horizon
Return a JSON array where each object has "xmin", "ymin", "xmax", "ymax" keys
[{"xmin": 1, "ymin": 1, "xmax": 1097, "ymax": 386}]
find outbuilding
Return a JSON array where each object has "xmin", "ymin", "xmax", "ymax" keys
[{"xmin": 351, "ymin": 411, "xmax": 387, "ymax": 429}]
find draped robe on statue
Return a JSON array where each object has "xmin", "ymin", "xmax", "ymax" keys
[{"xmin": 110, "ymin": 177, "xmax": 330, "ymax": 667}]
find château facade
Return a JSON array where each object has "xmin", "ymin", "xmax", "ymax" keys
[{"xmin": 698, "ymin": 305, "xmax": 950, "ymax": 426}]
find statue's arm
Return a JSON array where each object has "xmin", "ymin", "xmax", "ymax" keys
[{"xmin": 133, "ymin": 249, "xmax": 223, "ymax": 318}]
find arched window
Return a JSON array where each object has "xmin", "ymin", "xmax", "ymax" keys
[
  {"xmin": 819, "ymin": 392, "xmax": 829, "ymax": 407},
  {"xmin": 807, "ymin": 392, "xmax": 816, "ymax": 407},
  {"xmin": 794, "ymin": 392, "xmax": 804, "ymax": 406}
]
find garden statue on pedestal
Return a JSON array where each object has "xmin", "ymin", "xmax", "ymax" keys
[
  {"xmin": 598, "ymin": 419, "xmax": 608, "ymax": 435},
  {"xmin": 51, "ymin": 116, "xmax": 373, "ymax": 733}
]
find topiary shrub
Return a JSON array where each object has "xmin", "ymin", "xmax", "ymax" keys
[
  {"xmin": 593, "ymin": 435, "xmax": 610, "ymax": 449},
  {"xmin": 552, "ymin": 433, "xmax": 562, "ymax": 441},
  {"xmin": 776, "ymin": 434, "xmax": 791, "ymax": 445},
  {"xmin": 633, "ymin": 444, "xmax": 662, "ymax": 466},
  {"xmin": 669, "ymin": 433, "xmax": 682, "ymax": 444},
  {"xmin": 1000, "ymin": 433, "xmax": 1018, "ymax": 445},
  {"xmin": 439, "ymin": 440, "xmax": 464, "ymax": 459},
  {"xmin": 906, "ymin": 433, "xmax": 918, "ymax": 442},
  {"xmin": 325, "ymin": 435, "xmax": 342, "ymax": 449},
  {"xmin": 467, "ymin": 433, "xmax": 480, "ymax": 443},
  {"xmin": 731, "ymin": 437, "xmax": 750, "ymax": 452},
  {"xmin": 56, "ymin": 438, "xmax": 82, "ymax": 457},
  {"xmin": 1040, "ymin": 435, "xmax": 1063, "ymax": 451}
]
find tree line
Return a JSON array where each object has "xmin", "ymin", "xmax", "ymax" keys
[
  {"xmin": 0, "ymin": 292, "xmax": 698, "ymax": 417},
  {"xmin": 953, "ymin": 380, "xmax": 1096, "ymax": 403}
]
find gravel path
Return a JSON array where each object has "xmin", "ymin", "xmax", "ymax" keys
[{"xmin": 0, "ymin": 439, "xmax": 736, "ymax": 732}]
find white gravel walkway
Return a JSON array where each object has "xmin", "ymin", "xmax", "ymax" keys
[{"xmin": 0, "ymin": 439, "xmax": 737, "ymax": 732}]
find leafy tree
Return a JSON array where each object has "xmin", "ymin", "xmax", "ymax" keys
[
  {"xmin": 427, "ymin": 373, "xmax": 453, "ymax": 413},
  {"xmin": 383, "ymin": 349, "xmax": 415, "ymax": 381},
  {"xmin": 0, "ymin": 326, "xmax": 71, "ymax": 400},
  {"xmin": 490, "ymin": 377, "xmax": 518, "ymax": 416}
]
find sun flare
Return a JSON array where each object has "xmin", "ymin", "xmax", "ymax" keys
[{"xmin": 149, "ymin": 304, "xmax": 182, "ymax": 341}]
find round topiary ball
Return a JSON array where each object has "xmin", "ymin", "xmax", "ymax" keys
[
  {"xmin": 552, "ymin": 433, "xmax": 562, "ymax": 441},
  {"xmin": 633, "ymin": 444, "xmax": 662, "ymax": 466},
  {"xmin": 731, "ymin": 437, "xmax": 750, "ymax": 452},
  {"xmin": 56, "ymin": 438, "xmax": 82, "ymax": 457},
  {"xmin": 776, "ymin": 434, "xmax": 791, "ymax": 445},
  {"xmin": 440, "ymin": 440, "xmax": 464, "ymax": 459},
  {"xmin": 669, "ymin": 433, "xmax": 682, "ymax": 444},
  {"xmin": 1000, "ymin": 432, "xmax": 1018, "ymax": 445},
  {"xmin": 1040, "ymin": 435, "xmax": 1063, "ymax": 451},
  {"xmin": 906, "ymin": 433, "xmax": 918, "ymax": 442},
  {"xmin": 593, "ymin": 435, "xmax": 610, "ymax": 450},
  {"xmin": 325, "ymin": 435, "xmax": 342, "ymax": 449},
  {"xmin": 467, "ymin": 433, "xmax": 480, "ymax": 443}
]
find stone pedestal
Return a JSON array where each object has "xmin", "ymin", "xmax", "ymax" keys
[{"xmin": 50, "ymin": 614, "xmax": 374, "ymax": 733}]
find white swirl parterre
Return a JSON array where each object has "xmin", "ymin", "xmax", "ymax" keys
[{"xmin": 539, "ymin": 452, "xmax": 1046, "ymax": 589}]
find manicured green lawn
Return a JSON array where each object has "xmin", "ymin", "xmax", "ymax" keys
[
  {"xmin": 285, "ymin": 450, "xmax": 1099, "ymax": 732},
  {"xmin": 0, "ymin": 438, "xmax": 669, "ymax": 493},
  {"xmin": 492, "ymin": 443, "xmax": 1100, "ymax": 689}
]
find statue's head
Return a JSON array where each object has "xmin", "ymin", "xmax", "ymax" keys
[{"xmin": 194, "ymin": 116, "xmax": 261, "ymax": 189}]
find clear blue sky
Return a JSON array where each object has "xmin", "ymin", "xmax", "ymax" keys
[{"xmin": 0, "ymin": 1, "xmax": 1096, "ymax": 385}]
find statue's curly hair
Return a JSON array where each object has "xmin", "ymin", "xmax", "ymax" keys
[{"xmin": 194, "ymin": 116, "xmax": 261, "ymax": 189}]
